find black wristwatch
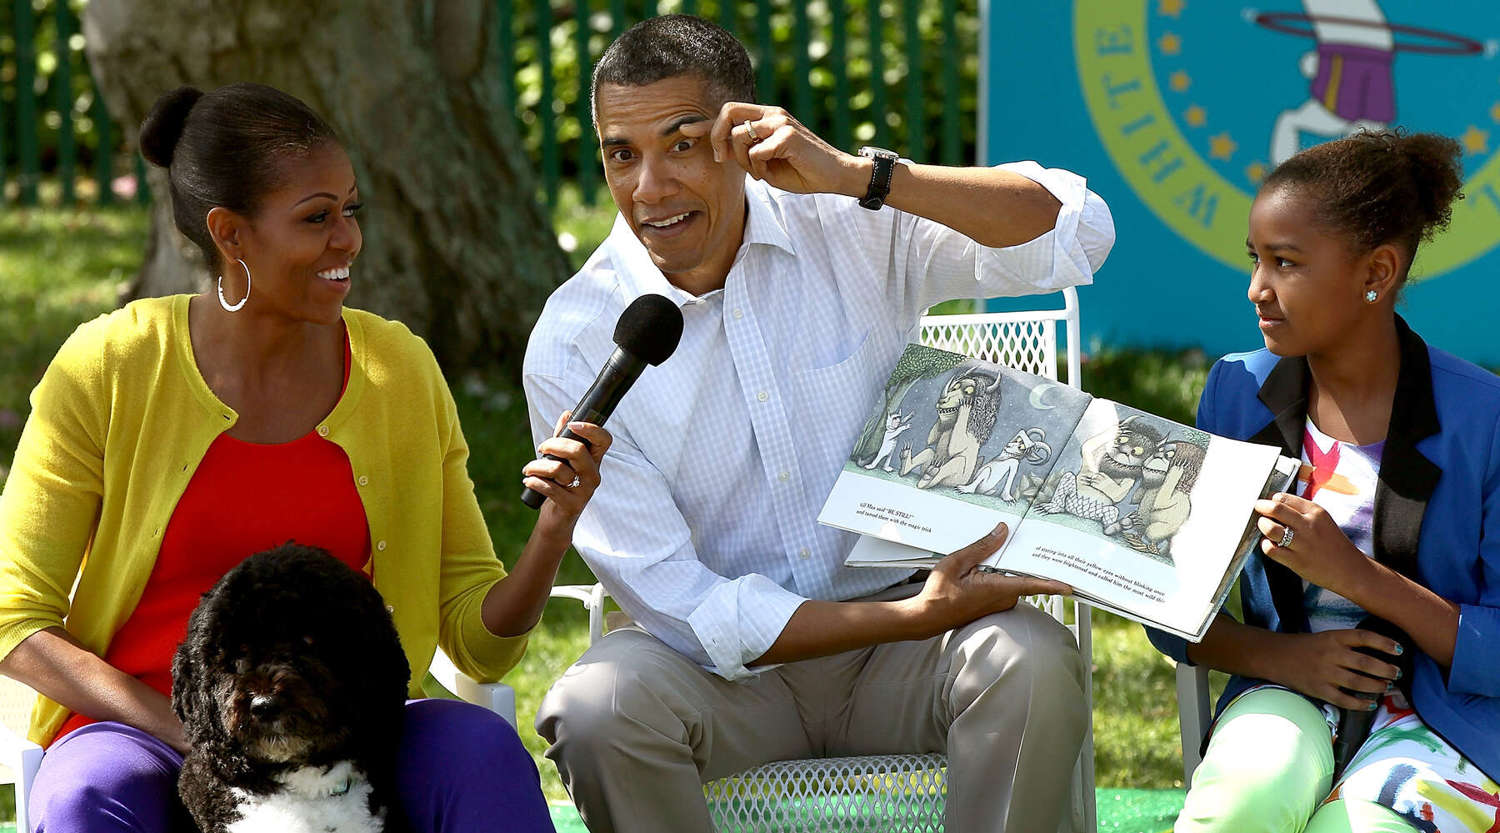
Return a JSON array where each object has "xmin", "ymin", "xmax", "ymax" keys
[{"xmin": 857, "ymin": 146, "xmax": 899, "ymax": 210}]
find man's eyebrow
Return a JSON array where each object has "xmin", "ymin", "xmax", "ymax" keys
[{"xmin": 662, "ymin": 115, "xmax": 709, "ymax": 136}]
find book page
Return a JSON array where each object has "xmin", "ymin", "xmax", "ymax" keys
[
  {"xmin": 995, "ymin": 400, "xmax": 1284, "ymax": 637},
  {"xmin": 818, "ymin": 343, "xmax": 1091, "ymax": 557}
]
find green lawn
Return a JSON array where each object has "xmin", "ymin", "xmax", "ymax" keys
[{"xmin": 0, "ymin": 195, "xmax": 1216, "ymax": 810}]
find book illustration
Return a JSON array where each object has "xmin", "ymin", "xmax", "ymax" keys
[
  {"xmin": 818, "ymin": 340, "xmax": 1297, "ymax": 641},
  {"xmin": 862, "ymin": 411, "xmax": 915, "ymax": 472},
  {"xmin": 842, "ymin": 345, "xmax": 1090, "ymax": 515},
  {"xmin": 1032, "ymin": 404, "xmax": 1210, "ymax": 566},
  {"xmin": 956, "ymin": 427, "xmax": 1053, "ymax": 502},
  {"xmin": 897, "ymin": 364, "xmax": 1004, "ymax": 490}
]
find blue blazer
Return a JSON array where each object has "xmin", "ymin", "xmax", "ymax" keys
[{"xmin": 1147, "ymin": 318, "xmax": 1500, "ymax": 780}]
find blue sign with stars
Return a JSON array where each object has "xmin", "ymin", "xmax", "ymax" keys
[{"xmin": 981, "ymin": 1, "xmax": 1500, "ymax": 365}]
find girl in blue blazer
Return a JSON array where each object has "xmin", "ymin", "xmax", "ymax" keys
[{"xmin": 1148, "ymin": 131, "xmax": 1500, "ymax": 833}]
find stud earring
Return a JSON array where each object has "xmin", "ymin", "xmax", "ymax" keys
[{"xmin": 1364, "ymin": 290, "xmax": 1378, "ymax": 303}]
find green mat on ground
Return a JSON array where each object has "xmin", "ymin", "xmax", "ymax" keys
[{"xmin": 549, "ymin": 788, "xmax": 1186, "ymax": 832}]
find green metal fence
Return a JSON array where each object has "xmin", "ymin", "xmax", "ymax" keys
[{"xmin": 1, "ymin": 0, "xmax": 976, "ymax": 209}]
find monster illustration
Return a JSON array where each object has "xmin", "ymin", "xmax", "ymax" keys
[
  {"xmin": 957, "ymin": 427, "xmax": 1053, "ymax": 502},
  {"xmin": 1036, "ymin": 416, "xmax": 1164, "ymax": 531},
  {"xmin": 1112, "ymin": 440, "xmax": 1207, "ymax": 561},
  {"xmin": 899, "ymin": 366, "xmax": 1003, "ymax": 490}
]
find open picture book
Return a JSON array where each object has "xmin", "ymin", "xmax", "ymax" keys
[{"xmin": 817, "ymin": 343, "xmax": 1299, "ymax": 641}]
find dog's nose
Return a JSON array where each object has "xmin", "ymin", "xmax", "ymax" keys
[{"xmin": 249, "ymin": 694, "xmax": 280, "ymax": 718}]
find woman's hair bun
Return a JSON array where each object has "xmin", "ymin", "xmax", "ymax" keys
[{"xmin": 138, "ymin": 86, "xmax": 204, "ymax": 168}]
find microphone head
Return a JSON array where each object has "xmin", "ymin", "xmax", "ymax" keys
[{"xmin": 614, "ymin": 294, "xmax": 684, "ymax": 366}]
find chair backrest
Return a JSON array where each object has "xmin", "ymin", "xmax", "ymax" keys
[
  {"xmin": 917, "ymin": 287, "xmax": 1080, "ymax": 388},
  {"xmin": 917, "ymin": 286, "xmax": 1095, "ymax": 833}
]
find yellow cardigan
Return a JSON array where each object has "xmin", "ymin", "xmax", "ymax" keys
[{"xmin": 0, "ymin": 295, "xmax": 527, "ymax": 744}]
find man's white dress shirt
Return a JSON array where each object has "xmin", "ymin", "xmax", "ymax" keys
[{"xmin": 524, "ymin": 163, "xmax": 1114, "ymax": 680}]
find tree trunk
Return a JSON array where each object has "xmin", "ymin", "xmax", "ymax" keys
[{"xmin": 83, "ymin": 0, "xmax": 570, "ymax": 377}]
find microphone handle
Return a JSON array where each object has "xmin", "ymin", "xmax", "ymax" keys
[{"xmin": 520, "ymin": 348, "xmax": 646, "ymax": 509}]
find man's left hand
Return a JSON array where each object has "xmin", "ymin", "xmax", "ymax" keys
[{"xmin": 683, "ymin": 101, "xmax": 869, "ymax": 196}]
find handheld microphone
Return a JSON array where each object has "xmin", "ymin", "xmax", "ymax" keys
[{"xmin": 521, "ymin": 294, "xmax": 684, "ymax": 509}]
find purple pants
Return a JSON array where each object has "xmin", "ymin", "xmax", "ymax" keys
[{"xmin": 28, "ymin": 698, "xmax": 555, "ymax": 833}]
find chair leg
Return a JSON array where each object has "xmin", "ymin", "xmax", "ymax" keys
[{"xmin": 1176, "ymin": 662, "xmax": 1212, "ymax": 786}]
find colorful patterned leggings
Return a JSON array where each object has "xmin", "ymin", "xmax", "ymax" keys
[{"xmin": 1176, "ymin": 687, "xmax": 1413, "ymax": 833}]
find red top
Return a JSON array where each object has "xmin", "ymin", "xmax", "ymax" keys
[{"xmin": 57, "ymin": 338, "xmax": 368, "ymax": 740}]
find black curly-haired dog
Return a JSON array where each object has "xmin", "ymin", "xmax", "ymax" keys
[{"xmin": 172, "ymin": 543, "xmax": 411, "ymax": 833}]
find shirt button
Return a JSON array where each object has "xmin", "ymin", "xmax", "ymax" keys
[
  {"xmin": 733, "ymin": 308, "xmax": 744, "ymax": 319},
  {"xmin": 358, "ymin": 475, "xmax": 369, "ymax": 486},
  {"xmin": 757, "ymin": 391, "xmax": 769, "ymax": 402},
  {"xmin": 376, "ymin": 540, "xmax": 387, "ymax": 551},
  {"xmin": 778, "ymin": 470, "xmax": 790, "ymax": 482},
  {"xmin": 317, "ymin": 425, "xmax": 330, "ymax": 437},
  {"xmin": 799, "ymin": 548, "xmax": 811, "ymax": 560}
]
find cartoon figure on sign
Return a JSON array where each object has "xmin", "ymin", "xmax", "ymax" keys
[
  {"xmin": 1037, "ymin": 416, "xmax": 1164, "ymax": 532},
  {"xmin": 957, "ymin": 427, "xmax": 1053, "ymax": 502},
  {"xmin": 899, "ymin": 366, "xmax": 1002, "ymax": 490},
  {"xmin": 1114, "ymin": 440, "xmax": 1208, "ymax": 564},
  {"xmin": 1258, "ymin": 2, "xmax": 1488, "ymax": 164},
  {"xmin": 863, "ymin": 411, "xmax": 914, "ymax": 472},
  {"xmin": 1268, "ymin": 0, "xmax": 1396, "ymax": 164}
]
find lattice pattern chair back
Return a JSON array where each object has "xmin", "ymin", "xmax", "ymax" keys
[{"xmin": 549, "ymin": 289, "xmax": 1094, "ymax": 833}]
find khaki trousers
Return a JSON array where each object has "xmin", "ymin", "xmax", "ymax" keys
[{"xmin": 536, "ymin": 600, "xmax": 1087, "ymax": 832}]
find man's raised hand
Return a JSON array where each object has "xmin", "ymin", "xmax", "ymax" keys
[{"xmin": 681, "ymin": 101, "xmax": 869, "ymax": 196}]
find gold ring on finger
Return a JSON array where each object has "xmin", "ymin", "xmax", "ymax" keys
[{"xmin": 743, "ymin": 119, "xmax": 760, "ymax": 143}]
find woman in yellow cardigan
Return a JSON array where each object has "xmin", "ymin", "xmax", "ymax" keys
[{"xmin": 0, "ymin": 83, "xmax": 603, "ymax": 832}]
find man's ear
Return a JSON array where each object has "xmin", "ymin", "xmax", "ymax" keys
[{"xmin": 205, "ymin": 206, "xmax": 246, "ymax": 266}]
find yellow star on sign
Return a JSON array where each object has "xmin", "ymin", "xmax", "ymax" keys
[
  {"xmin": 1170, "ymin": 71, "xmax": 1191, "ymax": 92},
  {"xmin": 1490, "ymin": 102, "xmax": 1500, "ymax": 123},
  {"xmin": 1159, "ymin": 0, "xmax": 1186, "ymax": 17},
  {"xmin": 1184, "ymin": 105, "xmax": 1207, "ymax": 127},
  {"xmin": 1209, "ymin": 132, "xmax": 1237, "ymax": 160},
  {"xmin": 1159, "ymin": 33, "xmax": 1182, "ymax": 56},
  {"xmin": 1246, "ymin": 162, "xmax": 1267, "ymax": 183},
  {"xmin": 1462, "ymin": 125, "xmax": 1489, "ymax": 154}
]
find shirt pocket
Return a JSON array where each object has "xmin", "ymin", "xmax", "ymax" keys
[{"xmin": 788, "ymin": 326, "xmax": 892, "ymax": 453}]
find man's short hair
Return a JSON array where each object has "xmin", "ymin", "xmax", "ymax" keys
[{"xmin": 591, "ymin": 15, "xmax": 755, "ymax": 125}]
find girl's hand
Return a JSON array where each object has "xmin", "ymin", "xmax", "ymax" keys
[
  {"xmin": 522, "ymin": 411, "xmax": 612, "ymax": 524},
  {"xmin": 1262, "ymin": 629, "xmax": 1403, "ymax": 710},
  {"xmin": 1254, "ymin": 492, "xmax": 1374, "ymax": 596}
]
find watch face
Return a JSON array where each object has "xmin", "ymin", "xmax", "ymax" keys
[{"xmin": 859, "ymin": 146, "xmax": 897, "ymax": 160}]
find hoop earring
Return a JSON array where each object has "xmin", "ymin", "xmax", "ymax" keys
[{"xmin": 218, "ymin": 258, "xmax": 252, "ymax": 313}]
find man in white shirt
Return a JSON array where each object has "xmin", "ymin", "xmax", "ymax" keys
[{"xmin": 523, "ymin": 15, "xmax": 1115, "ymax": 832}]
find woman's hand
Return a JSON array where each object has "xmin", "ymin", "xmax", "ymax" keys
[
  {"xmin": 1254, "ymin": 492, "xmax": 1375, "ymax": 596},
  {"xmin": 1261, "ymin": 628, "xmax": 1403, "ymax": 710},
  {"xmin": 522, "ymin": 412, "xmax": 612, "ymax": 529}
]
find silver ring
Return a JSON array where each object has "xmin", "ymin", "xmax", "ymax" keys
[
  {"xmin": 743, "ymin": 119, "xmax": 760, "ymax": 143},
  {"xmin": 1278, "ymin": 526, "xmax": 1295, "ymax": 549},
  {"xmin": 567, "ymin": 476, "xmax": 581, "ymax": 489}
]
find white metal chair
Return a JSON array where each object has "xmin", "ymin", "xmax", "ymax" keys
[
  {"xmin": 551, "ymin": 287, "xmax": 1096, "ymax": 833},
  {"xmin": 0, "ymin": 651, "xmax": 513, "ymax": 832}
]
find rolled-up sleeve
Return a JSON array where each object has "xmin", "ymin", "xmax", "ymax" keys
[
  {"xmin": 1445, "ymin": 423, "xmax": 1500, "ymax": 697},
  {"xmin": 868, "ymin": 160, "xmax": 1114, "ymax": 317},
  {"xmin": 525, "ymin": 371, "xmax": 806, "ymax": 681}
]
